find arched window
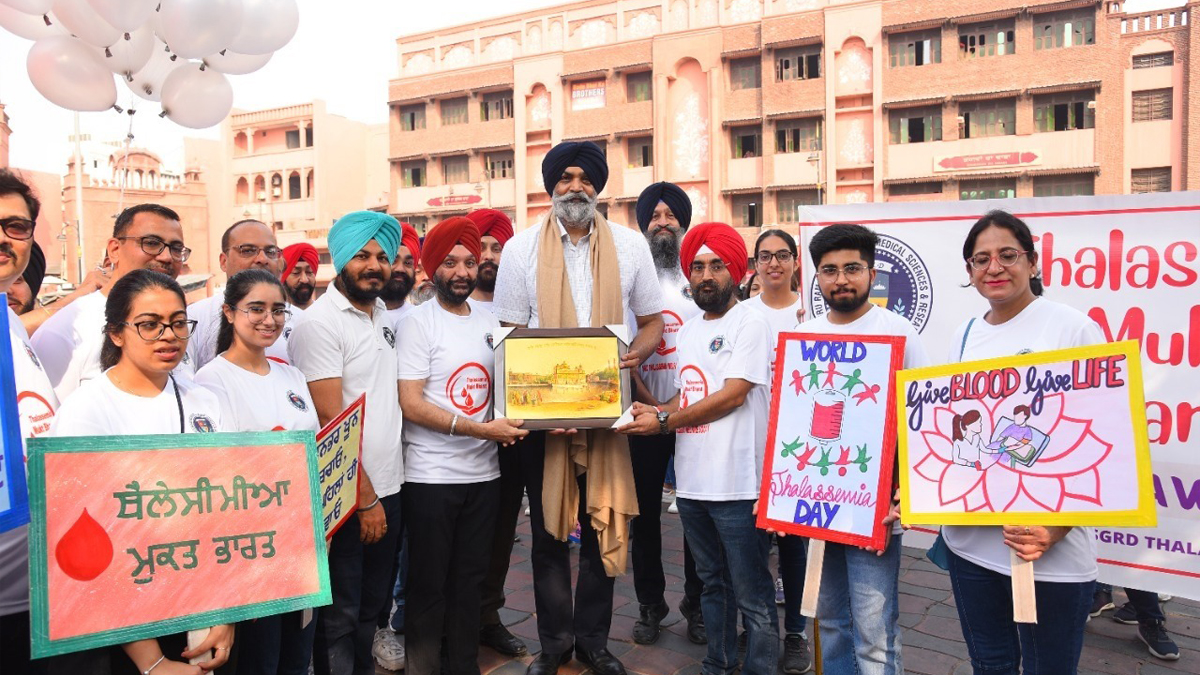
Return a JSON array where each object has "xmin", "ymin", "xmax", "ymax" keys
[{"xmin": 289, "ymin": 171, "xmax": 301, "ymax": 200}]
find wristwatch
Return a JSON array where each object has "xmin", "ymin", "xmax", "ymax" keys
[{"xmin": 656, "ymin": 410, "xmax": 670, "ymax": 435}]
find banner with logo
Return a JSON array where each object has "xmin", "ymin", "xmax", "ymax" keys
[
  {"xmin": 797, "ymin": 191, "xmax": 1200, "ymax": 599},
  {"xmin": 317, "ymin": 395, "xmax": 364, "ymax": 540},
  {"xmin": 758, "ymin": 333, "xmax": 904, "ymax": 549},
  {"xmin": 897, "ymin": 341, "xmax": 1156, "ymax": 527},
  {"xmin": 0, "ymin": 302, "xmax": 30, "ymax": 533},
  {"xmin": 27, "ymin": 431, "xmax": 331, "ymax": 657}
]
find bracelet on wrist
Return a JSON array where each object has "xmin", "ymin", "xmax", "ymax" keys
[
  {"xmin": 449, "ymin": 414, "xmax": 459, "ymax": 436},
  {"xmin": 142, "ymin": 654, "xmax": 166, "ymax": 675},
  {"xmin": 359, "ymin": 496, "xmax": 381, "ymax": 511}
]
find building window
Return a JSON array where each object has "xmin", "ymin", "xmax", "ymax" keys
[
  {"xmin": 1033, "ymin": 175, "xmax": 1095, "ymax": 197},
  {"xmin": 775, "ymin": 46, "xmax": 821, "ymax": 81},
  {"xmin": 285, "ymin": 129, "xmax": 301, "ymax": 149},
  {"xmin": 1034, "ymin": 9, "xmax": 1095, "ymax": 50},
  {"xmin": 889, "ymin": 105, "xmax": 942, "ymax": 144},
  {"xmin": 1034, "ymin": 91, "xmax": 1095, "ymax": 132},
  {"xmin": 1131, "ymin": 167, "xmax": 1171, "ymax": 193},
  {"xmin": 305, "ymin": 127, "xmax": 313, "ymax": 146},
  {"xmin": 486, "ymin": 152, "xmax": 514, "ymax": 179},
  {"xmin": 889, "ymin": 29, "xmax": 941, "ymax": 68},
  {"xmin": 729, "ymin": 57, "xmax": 761, "ymax": 90},
  {"xmin": 1133, "ymin": 51, "xmax": 1173, "ymax": 69},
  {"xmin": 627, "ymin": 136, "xmax": 653, "ymax": 168},
  {"xmin": 626, "ymin": 71, "xmax": 652, "ymax": 102},
  {"xmin": 1132, "ymin": 89, "xmax": 1172, "ymax": 121},
  {"xmin": 481, "ymin": 91, "xmax": 514, "ymax": 121},
  {"xmin": 777, "ymin": 190, "xmax": 819, "ymax": 223},
  {"xmin": 288, "ymin": 172, "xmax": 301, "ymax": 200},
  {"xmin": 570, "ymin": 79, "xmax": 606, "ymax": 111},
  {"xmin": 442, "ymin": 155, "xmax": 469, "ymax": 183},
  {"xmin": 960, "ymin": 98, "xmax": 1016, "ymax": 138},
  {"xmin": 775, "ymin": 118, "xmax": 821, "ymax": 153},
  {"xmin": 888, "ymin": 182, "xmax": 943, "ymax": 197},
  {"xmin": 732, "ymin": 194, "xmax": 762, "ymax": 228},
  {"xmin": 731, "ymin": 126, "xmax": 762, "ymax": 158},
  {"xmin": 399, "ymin": 104, "xmax": 425, "ymax": 131},
  {"xmin": 440, "ymin": 97, "xmax": 468, "ymax": 125},
  {"xmin": 960, "ymin": 178, "xmax": 1016, "ymax": 201},
  {"xmin": 959, "ymin": 20, "xmax": 1015, "ymax": 58},
  {"xmin": 401, "ymin": 160, "xmax": 425, "ymax": 188}
]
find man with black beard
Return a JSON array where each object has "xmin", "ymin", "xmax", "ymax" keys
[
  {"xmin": 383, "ymin": 222, "xmax": 422, "ymax": 332},
  {"xmin": 281, "ymin": 243, "xmax": 320, "ymax": 310},
  {"xmin": 465, "ymin": 209, "xmax": 513, "ymax": 315}
]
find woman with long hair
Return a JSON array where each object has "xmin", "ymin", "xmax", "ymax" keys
[{"xmin": 950, "ymin": 410, "xmax": 986, "ymax": 470}]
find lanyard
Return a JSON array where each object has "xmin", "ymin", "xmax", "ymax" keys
[{"xmin": 170, "ymin": 375, "xmax": 184, "ymax": 433}]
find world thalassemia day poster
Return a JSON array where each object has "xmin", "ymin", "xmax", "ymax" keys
[
  {"xmin": 796, "ymin": 191, "xmax": 1200, "ymax": 599},
  {"xmin": 758, "ymin": 333, "xmax": 904, "ymax": 550}
]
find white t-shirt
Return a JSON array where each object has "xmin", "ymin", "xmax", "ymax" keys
[
  {"xmin": 673, "ymin": 302, "xmax": 771, "ymax": 501},
  {"xmin": 468, "ymin": 297, "xmax": 494, "ymax": 315},
  {"xmin": 52, "ymin": 372, "xmax": 224, "ymax": 437},
  {"xmin": 744, "ymin": 293, "xmax": 805, "ymax": 381},
  {"xmin": 397, "ymin": 300, "xmax": 500, "ymax": 484},
  {"xmin": 187, "ymin": 295, "xmax": 300, "ymax": 371},
  {"xmin": 387, "ymin": 303, "xmax": 414, "ymax": 335},
  {"xmin": 194, "ymin": 357, "xmax": 319, "ymax": 433},
  {"xmin": 942, "ymin": 297, "xmax": 1105, "ymax": 582},
  {"xmin": 638, "ymin": 269, "xmax": 701, "ymax": 404},
  {"xmin": 288, "ymin": 285, "xmax": 404, "ymax": 497}
]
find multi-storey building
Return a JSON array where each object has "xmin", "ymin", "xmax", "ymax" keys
[{"xmin": 387, "ymin": 0, "xmax": 1196, "ymax": 238}]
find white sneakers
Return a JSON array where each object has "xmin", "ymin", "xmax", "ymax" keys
[{"xmin": 372, "ymin": 627, "xmax": 406, "ymax": 671}]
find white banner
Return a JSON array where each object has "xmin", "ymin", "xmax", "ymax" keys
[{"xmin": 796, "ymin": 192, "xmax": 1200, "ymax": 600}]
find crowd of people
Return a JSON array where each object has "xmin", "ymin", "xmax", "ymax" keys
[{"xmin": 0, "ymin": 137, "xmax": 1182, "ymax": 675}]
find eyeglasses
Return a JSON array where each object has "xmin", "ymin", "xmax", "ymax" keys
[
  {"xmin": 227, "ymin": 244, "xmax": 282, "ymax": 260},
  {"xmin": 120, "ymin": 319, "xmax": 198, "ymax": 341},
  {"xmin": 0, "ymin": 217, "xmax": 35, "ymax": 241},
  {"xmin": 818, "ymin": 263, "xmax": 868, "ymax": 280},
  {"xmin": 756, "ymin": 250, "xmax": 795, "ymax": 265},
  {"xmin": 689, "ymin": 260, "xmax": 727, "ymax": 275},
  {"xmin": 967, "ymin": 249, "xmax": 1029, "ymax": 270},
  {"xmin": 117, "ymin": 235, "xmax": 192, "ymax": 262},
  {"xmin": 232, "ymin": 305, "xmax": 291, "ymax": 323}
]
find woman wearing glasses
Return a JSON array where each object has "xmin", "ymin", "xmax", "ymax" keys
[
  {"xmin": 51, "ymin": 269, "xmax": 233, "ymax": 675},
  {"xmin": 193, "ymin": 268, "xmax": 319, "ymax": 675},
  {"xmin": 943, "ymin": 210, "xmax": 1104, "ymax": 675}
]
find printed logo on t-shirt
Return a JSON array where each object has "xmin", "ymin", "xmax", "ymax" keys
[
  {"xmin": 807, "ymin": 232, "xmax": 933, "ymax": 333},
  {"xmin": 656, "ymin": 310, "xmax": 684, "ymax": 356},
  {"xmin": 286, "ymin": 390, "xmax": 308, "ymax": 411},
  {"xmin": 382, "ymin": 326, "xmax": 396, "ymax": 348},
  {"xmin": 681, "ymin": 285, "xmax": 693, "ymax": 301},
  {"xmin": 284, "ymin": 327, "xmax": 293, "ymax": 340},
  {"xmin": 677, "ymin": 365, "xmax": 710, "ymax": 434},
  {"xmin": 446, "ymin": 362, "xmax": 491, "ymax": 416},
  {"xmin": 190, "ymin": 414, "xmax": 216, "ymax": 433},
  {"xmin": 485, "ymin": 332, "xmax": 494, "ymax": 350},
  {"xmin": 24, "ymin": 343, "xmax": 42, "ymax": 370},
  {"xmin": 708, "ymin": 336, "xmax": 725, "ymax": 353},
  {"xmin": 17, "ymin": 390, "xmax": 55, "ymax": 438}
]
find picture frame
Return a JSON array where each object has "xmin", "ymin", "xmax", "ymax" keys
[{"xmin": 493, "ymin": 326, "xmax": 631, "ymax": 430}]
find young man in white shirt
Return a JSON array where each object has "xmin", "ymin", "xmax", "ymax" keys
[
  {"xmin": 397, "ymin": 216, "xmax": 527, "ymax": 675},
  {"xmin": 799, "ymin": 224, "xmax": 930, "ymax": 675},
  {"xmin": 620, "ymin": 222, "xmax": 778, "ymax": 675},
  {"xmin": 288, "ymin": 211, "xmax": 405, "ymax": 675}
]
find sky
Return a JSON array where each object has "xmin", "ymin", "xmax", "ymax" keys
[{"xmin": 0, "ymin": 0, "xmax": 1185, "ymax": 174}]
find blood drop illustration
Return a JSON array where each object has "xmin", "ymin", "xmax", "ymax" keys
[{"xmin": 55, "ymin": 509, "xmax": 114, "ymax": 581}]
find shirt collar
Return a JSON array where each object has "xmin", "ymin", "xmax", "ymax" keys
[
  {"xmin": 555, "ymin": 217, "xmax": 594, "ymax": 242},
  {"xmin": 327, "ymin": 282, "xmax": 384, "ymax": 317}
]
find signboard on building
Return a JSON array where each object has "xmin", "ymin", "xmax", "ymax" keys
[
  {"xmin": 426, "ymin": 195, "xmax": 483, "ymax": 208},
  {"xmin": 570, "ymin": 79, "xmax": 606, "ymax": 111},
  {"xmin": 934, "ymin": 151, "xmax": 1040, "ymax": 172}
]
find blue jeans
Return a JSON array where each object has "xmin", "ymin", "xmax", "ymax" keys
[
  {"xmin": 817, "ymin": 534, "xmax": 902, "ymax": 675},
  {"xmin": 238, "ymin": 610, "xmax": 318, "ymax": 675},
  {"xmin": 677, "ymin": 498, "xmax": 778, "ymax": 675},
  {"xmin": 777, "ymin": 534, "xmax": 808, "ymax": 635},
  {"xmin": 947, "ymin": 549, "xmax": 1093, "ymax": 675}
]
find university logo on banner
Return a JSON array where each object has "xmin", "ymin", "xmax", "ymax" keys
[{"xmin": 808, "ymin": 233, "xmax": 934, "ymax": 333}]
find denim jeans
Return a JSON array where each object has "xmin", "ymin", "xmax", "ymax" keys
[
  {"xmin": 777, "ymin": 534, "xmax": 808, "ymax": 635},
  {"xmin": 947, "ymin": 548, "xmax": 1093, "ymax": 675},
  {"xmin": 1095, "ymin": 583, "xmax": 1164, "ymax": 623},
  {"xmin": 676, "ymin": 498, "xmax": 778, "ymax": 675},
  {"xmin": 238, "ymin": 610, "xmax": 319, "ymax": 675},
  {"xmin": 817, "ymin": 534, "xmax": 903, "ymax": 675}
]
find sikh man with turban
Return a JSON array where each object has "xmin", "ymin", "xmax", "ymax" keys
[
  {"xmin": 280, "ymin": 242, "xmax": 320, "ymax": 310},
  {"xmin": 492, "ymin": 141, "xmax": 664, "ymax": 675},
  {"xmin": 396, "ymin": 216, "xmax": 528, "ymax": 674},
  {"xmin": 619, "ymin": 222, "xmax": 779, "ymax": 675},
  {"xmin": 383, "ymin": 221, "xmax": 422, "ymax": 331},
  {"xmin": 288, "ymin": 211, "xmax": 406, "ymax": 675},
  {"xmin": 465, "ymin": 208, "xmax": 513, "ymax": 315}
]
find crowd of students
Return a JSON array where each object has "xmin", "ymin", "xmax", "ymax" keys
[{"xmin": 0, "ymin": 138, "xmax": 1181, "ymax": 675}]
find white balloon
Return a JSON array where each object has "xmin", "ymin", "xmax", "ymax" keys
[
  {"xmin": 229, "ymin": 0, "xmax": 296, "ymax": 55},
  {"xmin": 0, "ymin": 3, "xmax": 65, "ymax": 40},
  {"xmin": 125, "ymin": 39, "xmax": 182, "ymax": 101},
  {"xmin": 0, "ymin": 0, "xmax": 54, "ymax": 14},
  {"xmin": 97, "ymin": 23, "xmax": 153, "ymax": 78},
  {"xmin": 161, "ymin": 62, "xmax": 234, "ymax": 129},
  {"xmin": 203, "ymin": 48, "xmax": 271, "ymax": 75},
  {"xmin": 84, "ymin": 0, "xmax": 156, "ymax": 33},
  {"xmin": 27, "ymin": 35, "xmax": 116, "ymax": 111},
  {"xmin": 51, "ymin": 0, "xmax": 119, "ymax": 48},
  {"xmin": 157, "ymin": 0, "xmax": 243, "ymax": 59}
]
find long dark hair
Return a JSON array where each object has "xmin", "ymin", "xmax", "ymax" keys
[
  {"xmin": 101, "ymin": 269, "xmax": 186, "ymax": 370},
  {"xmin": 962, "ymin": 210, "xmax": 1043, "ymax": 296},
  {"xmin": 216, "ymin": 269, "xmax": 288, "ymax": 355},
  {"xmin": 952, "ymin": 410, "xmax": 983, "ymax": 442}
]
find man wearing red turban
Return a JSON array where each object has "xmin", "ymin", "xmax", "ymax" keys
[
  {"xmin": 464, "ymin": 209, "xmax": 511, "ymax": 316},
  {"xmin": 420, "ymin": 217, "xmax": 482, "ymax": 277},
  {"xmin": 383, "ymin": 222, "xmax": 424, "ymax": 330},
  {"xmin": 280, "ymin": 242, "xmax": 320, "ymax": 310}
]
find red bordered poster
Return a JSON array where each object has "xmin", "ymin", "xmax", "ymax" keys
[{"xmin": 316, "ymin": 395, "xmax": 365, "ymax": 540}]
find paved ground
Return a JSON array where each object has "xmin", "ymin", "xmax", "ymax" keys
[{"xmin": 380, "ymin": 503, "xmax": 1199, "ymax": 675}]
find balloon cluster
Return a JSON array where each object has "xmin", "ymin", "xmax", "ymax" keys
[{"xmin": 0, "ymin": 0, "xmax": 299, "ymax": 128}]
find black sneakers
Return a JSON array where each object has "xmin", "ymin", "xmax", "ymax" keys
[
  {"xmin": 782, "ymin": 633, "xmax": 813, "ymax": 674},
  {"xmin": 1138, "ymin": 620, "xmax": 1180, "ymax": 661}
]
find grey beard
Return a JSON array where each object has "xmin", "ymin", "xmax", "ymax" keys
[
  {"xmin": 552, "ymin": 191, "xmax": 597, "ymax": 227},
  {"xmin": 648, "ymin": 229, "xmax": 682, "ymax": 270}
]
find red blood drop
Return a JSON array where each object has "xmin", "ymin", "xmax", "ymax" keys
[
  {"xmin": 462, "ymin": 387, "xmax": 473, "ymax": 407},
  {"xmin": 55, "ymin": 508, "xmax": 114, "ymax": 581}
]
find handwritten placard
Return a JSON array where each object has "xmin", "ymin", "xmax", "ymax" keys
[
  {"xmin": 317, "ymin": 395, "xmax": 364, "ymax": 539},
  {"xmin": 757, "ymin": 333, "xmax": 905, "ymax": 550},
  {"xmin": 27, "ymin": 432, "xmax": 330, "ymax": 657},
  {"xmin": 897, "ymin": 341, "xmax": 1156, "ymax": 527},
  {"xmin": 0, "ymin": 301, "xmax": 30, "ymax": 532}
]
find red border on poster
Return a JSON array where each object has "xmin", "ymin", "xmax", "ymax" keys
[{"xmin": 317, "ymin": 395, "xmax": 365, "ymax": 540}]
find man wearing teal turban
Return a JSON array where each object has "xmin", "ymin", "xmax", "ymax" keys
[{"xmin": 328, "ymin": 210, "xmax": 401, "ymax": 273}]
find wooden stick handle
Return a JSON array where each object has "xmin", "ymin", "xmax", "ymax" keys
[
  {"xmin": 1010, "ymin": 550, "xmax": 1037, "ymax": 623},
  {"xmin": 800, "ymin": 538, "xmax": 826, "ymax": 618},
  {"xmin": 187, "ymin": 628, "xmax": 212, "ymax": 666}
]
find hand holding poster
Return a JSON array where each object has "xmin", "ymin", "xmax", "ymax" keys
[
  {"xmin": 0, "ymin": 301, "xmax": 30, "ymax": 532},
  {"xmin": 317, "ymin": 394, "xmax": 364, "ymax": 539}
]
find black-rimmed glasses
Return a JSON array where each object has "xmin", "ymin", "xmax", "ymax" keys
[{"xmin": 117, "ymin": 235, "xmax": 192, "ymax": 262}]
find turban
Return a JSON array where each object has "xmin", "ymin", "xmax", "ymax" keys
[
  {"xmin": 679, "ymin": 222, "xmax": 748, "ymax": 286},
  {"xmin": 635, "ymin": 182, "xmax": 692, "ymax": 232},
  {"xmin": 420, "ymin": 216, "xmax": 481, "ymax": 275},
  {"xmin": 280, "ymin": 243, "xmax": 319, "ymax": 281},
  {"xmin": 466, "ymin": 209, "xmax": 513, "ymax": 246},
  {"xmin": 541, "ymin": 141, "xmax": 608, "ymax": 196},
  {"xmin": 328, "ymin": 211, "xmax": 401, "ymax": 273},
  {"xmin": 23, "ymin": 241, "xmax": 46, "ymax": 296},
  {"xmin": 400, "ymin": 222, "xmax": 421, "ymax": 263}
]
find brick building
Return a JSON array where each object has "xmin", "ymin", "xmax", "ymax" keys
[{"xmin": 387, "ymin": 0, "xmax": 1196, "ymax": 237}]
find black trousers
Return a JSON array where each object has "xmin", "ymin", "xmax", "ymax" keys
[
  {"xmin": 519, "ymin": 431, "xmax": 615, "ymax": 653},
  {"xmin": 479, "ymin": 443, "xmax": 525, "ymax": 628},
  {"xmin": 629, "ymin": 432, "xmax": 702, "ymax": 607},
  {"xmin": 403, "ymin": 480, "xmax": 499, "ymax": 675}
]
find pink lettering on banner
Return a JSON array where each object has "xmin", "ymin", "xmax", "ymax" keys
[{"xmin": 768, "ymin": 471, "xmax": 878, "ymax": 509}]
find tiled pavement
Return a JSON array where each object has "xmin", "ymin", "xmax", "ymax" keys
[{"xmin": 380, "ymin": 503, "xmax": 1198, "ymax": 675}]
